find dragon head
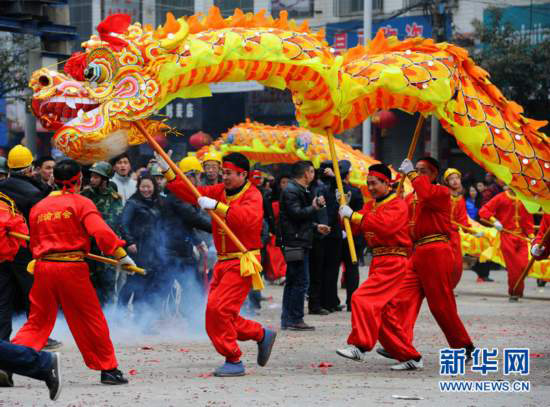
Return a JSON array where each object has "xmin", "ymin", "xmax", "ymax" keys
[{"xmin": 30, "ymin": 13, "xmax": 188, "ymax": 164}]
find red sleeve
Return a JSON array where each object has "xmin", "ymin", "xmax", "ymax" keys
[
  {"xmin": 535, "ymin": 215, "xmax": 550, "ymax": 243},
  {"xmin": 521, "ymin": 208, "xmax": 534, "ymax": 237},
  {"xmin": 456, "ymin": 198, "xmax": 470, "ymax": 227},
  {"xmin": 478, "ymin": 193, "xmax": 500, "ymax": 221},
  {"xmin": 167, "ymin": 178, "xmax": 221, "ymax": 205},
  {"xmin": 361, "ymin": 199, "xmax": 408, "ymax": 238},
  {"xmin": 411, "ymin": 175, "xmax": 449, "ymax": 208},
  {"xmin": 225, "ymin": 188, "xmax": 263, "ymax": 230},
  {"xmin": 78, "ymin": 196, "xmax": 125, "ymax": 255}
]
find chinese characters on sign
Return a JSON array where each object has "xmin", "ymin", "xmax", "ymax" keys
[
  {"xmin": 102, "ymin": 0, "xmax": 141, "ymax": 20},
  {"xmin": 439, "ymin": 348, "xmax": 530, "ymax": 376}
]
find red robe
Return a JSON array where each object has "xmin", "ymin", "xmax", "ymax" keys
[
  {"xmin": 449, "ymin": 194, "xmax": 470, "ymax": 288},
  {"xmin": 346, "ymin": 193, "xmax": 420, "ymax": 361},
  {"xmin": 0, "ymin": 201, "xmax": 28, "ymax": 262},
  {"xmin": 12, "ymin": 192, "xmax": 124, "ymax": 370},
  {"xmin": 381, "ymin": 174, "xmax": 473, "ymax": 351},
  {"xmin": 479, "ymin": 191, "xmax": 534, "ymax": 296},
  {"xmin": 533, "ymin": 214, "xmax": 550, "ymax": 260},
  {"xmin": 264, "ymin": 201, "xmax": 286, "ymax": 281},
  {"xmin": 167, "ymin": 178, "xmax": 264, "ymax": 362}
]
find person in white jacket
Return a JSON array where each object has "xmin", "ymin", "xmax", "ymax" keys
[{"xmin": 110, "ymin": 153, "xmax": 137, "ymax": 205}]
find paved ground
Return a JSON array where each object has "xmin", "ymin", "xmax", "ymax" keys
[{"xmin": 2, "ymin": 268, "xmax": 550, "ymax": 406}]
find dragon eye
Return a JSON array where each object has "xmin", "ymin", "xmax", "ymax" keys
[{"xmin": 83, "ymin": 63, "xmax": 109, "ymax": 83}]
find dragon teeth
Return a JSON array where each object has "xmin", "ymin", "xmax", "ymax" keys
[
  {"xmin": 66, "ymin": 99, "xmax": 76, "ymax": 109},
  {"xmin": 77, "ymin": 109, "xmax": 84, "ymax": 119}
]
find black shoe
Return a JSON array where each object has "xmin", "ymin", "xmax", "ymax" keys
[
  {"xmin": 330, "ymin": 305, "xmax": 345, "ymax": 312},
  {"xmin": 309, "ymin": 308, "xmax": 330, "ymax": 315},
  {"xmin": 101, "ymin": 369, "xmax": 129, "ymax": 385},
  {"xmin": 509, "ymin": 296, "xmax": 519, "ymax": 303},
  {"xmin": 287, "ymin": 321, "xmax": 315, "ymax": 331},
  {"xmin": 0, "ymin": 369, "xmax": 13, "ymax": 387},
  {"xmin": 482, "ymin": 277, "xmax": 494, "ymax": 282},
  {"xmin": 45, "ymin": 352, "xmax": 62, "ymax": 401},
  {"xmin": 537, "ymin": 279, "xmax": 547, "ymax": 287},
  {"xmin": 376, "ymin": 347, "xmax": 396, "ymax": 360},
  {"xmin": 44, "ymin": 338, "xmax": 62, "ymax": 350}
]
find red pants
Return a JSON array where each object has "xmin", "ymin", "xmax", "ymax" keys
[
  {"xmin": 384, "ymin": 242, "xmax": 473, "ymax": 350},
  {"xmin": 500, "ymin": 233, "xmax": 528, "ymax": 297},
  {"xmin": 206, "ymin": 259, "xmax": 263, "ymax": 362},
  {"xmin": 348, "ymin": 255, "xmax": 421, "ymax": 362},
  {"xmin": 449, "ymin": 231, "xmax": 463, "ymax": 289},
  {"xmin": 12, "ymin": 261, "xmax": 117, "ymax": 371}
]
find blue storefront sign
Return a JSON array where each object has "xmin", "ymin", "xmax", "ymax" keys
[
  {"xmin": 484, "ymin": 3, "xmax": 550, "ymax": 44},
  {"xmin": 326, "ymin": 14, "xmax": 452, "ymax": 49}
]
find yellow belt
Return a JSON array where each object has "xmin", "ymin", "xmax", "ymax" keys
[
  {"xmin": 218, "ymin": 249, "xmax": 264, "ymax": 290},
  {"xmin": 27, "ymin": 251, "xmax": 86, "ymax": 274},
  {"xmin": 41, "ymin": 251, "xmax": 86, "ymax": 262},
  {"xmin": 372, "ymin": 247, "xmax": 409, "ymax": 257},
  {"xmin": 414, "ymin": 234, "xmax": 448, "ymax": 247}
]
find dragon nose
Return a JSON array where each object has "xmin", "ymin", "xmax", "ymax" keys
[{"xmin": 38, "ymin": 75, "xmax": 51, "ymax": 87}]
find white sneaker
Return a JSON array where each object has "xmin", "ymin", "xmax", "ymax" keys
[
  {"xmin": 336, "ymin": 346, "xmax": 368, "ymax": 362},
  {"xmin": 391, "ymin": 358, "xmax": 423, "ymax": 371}
]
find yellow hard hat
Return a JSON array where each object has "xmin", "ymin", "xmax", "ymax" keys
[
  {"xmin": 201, "ymin": 151, "xmax": 222, "ymax": 164},
  {"xmin": 443, "ymin": 168, "xmax": 462, "ymax": 181},
  {"xmin": 7, "ymin": 145, "xmax": 33, "ymax": 169},
  {"xmin": 178, "ymin": 156, "xmax": 204, "ymax": 173}
]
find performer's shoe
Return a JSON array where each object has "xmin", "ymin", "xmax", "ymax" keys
[
  {"xmin": 336, "ymin": 346, "xmax": 368, "ymax": 362},
  {"xmin": 45, "ymin": 352, "xmax": 62, "ymax": 401},
  {"xmin": 0, "ymin": 369, "xmax": 13, "ymax": 387},
  {"xmin": 309, "ymin": 308, "xmax": 330, "ymax": 315},
  {"xmin": 509, "ymin": 296, "xmax": 520, "ymax": 302},
  {"xmin": 213, "ymin": 361, "xmax": 246, "ymax": 377},
  {"xmin": 287, "ymin": 321, "xmax": 315, "ymax": 331},
  {"xmin": 44, "ymin": 338, "xmax": 62, "ymax": 350},
  {"xmin": 257, "ymin": 328, "xmax": 277, "ymax": 367},
  {"xmin": 376, "ymin": 347, "xmax": 396, "ymax": 360},
  {"xmin": 483, "ymin": 277, "xmax": 494, "ymax": 282},
  {"xmin": 101, "ymin": 368, "xmax": 129, "ymax": 385},
  {"xmin": 390, "ymin": 358, "xmax": 423, "ymax": 371}
]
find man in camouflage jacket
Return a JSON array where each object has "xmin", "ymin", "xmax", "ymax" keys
[{"xmin": 81, "ymin": 161, "xmax": 124, "ymax": 306}]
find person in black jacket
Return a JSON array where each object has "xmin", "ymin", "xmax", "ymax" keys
[
  {"xmin": 308, "ymin": 169, "xmax": 330, "ymax": 315},
  {"xmin": 119, "ymin": 175, "xmax": 164, "ymax": 328},
  {"xmin": 0, "ymin": 145, "xmax": 55, "ymax": 347},
  {"xmin": 158, "ymin": 189, "xmax": 212, "ymax": 315},
  {"xmin": 279, "ymin": 161, "xmax": 330, "ymax": 331},
  {"xmin": 316, "ymin": 160, "xmax": 346, "ymax": 312}
]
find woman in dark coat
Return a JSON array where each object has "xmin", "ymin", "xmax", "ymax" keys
[{"xmin": 119, "ymin": 175, "xmax": 164, "ymax": 323}]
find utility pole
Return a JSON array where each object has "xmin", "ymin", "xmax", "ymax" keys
[
  {"xmin": 362, "ymin": 0, "xmax": 372, "ymax": 155},
  {"xmin": 429, "ymin": 0, "xmax": 447, "ymax": 160}
]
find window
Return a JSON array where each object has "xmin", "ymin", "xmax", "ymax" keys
[
  {"xmin": 156, "ymin": 0, "xmax": 194, "ymax": 22},
  {"xmin": 335, "ymin": 0, "xmax": 383, "ymax": 17},
  {"xmin": 404, "ymin": 0, "xmax": 424, "ymax": 7},
  {"xmin": 271, "ymin": 0, "xmax": 314, "ymax": 19},
  {"xmin": 213, "ymin": 0, "xmax": 254, "ymax": 17}
]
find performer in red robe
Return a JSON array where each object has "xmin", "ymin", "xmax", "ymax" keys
[
  {"xmin": 478, "ymin": 189, "xmax": 534, "ymax": 300},
  {"xmin": 336, "ymin": 164, "xmax": 421, "ymax": 368},
  {"xmin": 265, "ymin": 199, "xmax": 287, "ymax": 281},
  {"xmin": 532, "ymin": 214, "xmax": 550, "ymax": 260},
  {"xmin": 0, "ymin": 193, "xmax": 28, "ymax": 263},
  {"xmin": 443, "ymin": 168, "xmax": 472, "ymax": 288},
  {"xmin": 379, "ymin": 157, "xmax": 475, "ymax": 369},
  {"xmin": 157, "ymin": 152, "xmax": 277, "ymax": 377},
  {"xmin": 11, "ymin": 159, "xmax": 134, "ymax": 385}
]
